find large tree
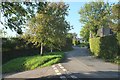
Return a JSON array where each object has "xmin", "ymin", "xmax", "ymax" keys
[
  {"xmin": 79, "ymin": 1, "xmax": 111, "ymax": 37},
  {"xmin": 109, "ymin": 2, "xmax": 120, "ymax": 33},
  {"xmin": 22, "ymin": 2, "xmax": 70, "ymax": 55},
  {"xmin": 0, "ymin": 1, "xmax": 47, "ymax": 34}
]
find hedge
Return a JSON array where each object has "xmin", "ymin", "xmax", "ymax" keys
[
  {"xmin": 116, "ymin": 32, "xmax": 120, "ymax": 55},
  {"xmin": 89, "ymin": 37, "xmax": 101, "ymax": 56},
  {"xmin": 2, "ymin": 38, "xmax": 38, "ymax": 64},
  {"xmin": 89, "ymin": 35, "xmax": 118, "ymax": 59},
  {"xmin": 61, "ymin": 38, "xmax": 73, "ymax": 51},
  {"xmin": 2, "ymin": 37, "xmax": 73, "ymax": 64}
]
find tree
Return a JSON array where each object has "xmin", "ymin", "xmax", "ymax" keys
[
  {"xmin": 0, "ymin": 29, "xmax": 6, "ymax": 37},
  {"xmin": 72, "ymin": 33, "xmax": 78, "ymax": 46},
  {"xmin": 0, "ymin": 2, "xmax": 47, "ymax": 34},
  {"xmin": 79, "ymin": 1, "xmax": 111, "ymax": 37},
  {"xmin": 109, "ymin": 2, "xmax": 120, "ymax": 33},
  {"xmin": 80, "ymin": 25, "xmax": 90, "ymax": 42},
  {"xmin": 22, "ymin": 2, "xmax": 70, "ymax": 55},
  {"xmin": 66, "ymin": 33, "xmax": 73, "ymax": 39}
]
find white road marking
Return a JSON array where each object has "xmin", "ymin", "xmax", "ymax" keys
[
  {"xmin": 56, "ymin": 72, "xmax": 62, "ymax": 75},
  {"xmin": 62, "ymin": 69, "xmax": 67, "ymax": 72},
  {"xmin": 52, "ymin": 65, "xmax": 56, "ymax": 68},
  {"xmin": 70, "ymin": 75, "xmax": 78, "ymax": 78},
  {"xmin": 55, "ymin": 69, "xmax": 59, "ymax": 73},
  {"xmin": 83, "ymin": 72, "xmax": 91, "ymax": 74},
  {"xmin": 60, "ymin": 66, "xmax": 64, "ymax": 69},
  {"xmin": 60, "ymin": 76, "xmax": 66, "ymax": 79},
  {"xmin": 58, "ymin": 63, "xmax": 62, "ymax": 67},
  {"xmin": 52, "ymin": 65, "xmax": 62, "ymax": 75},
  {"xmin": 53, "ymin": 67, "xmax": 57, "ymax": 70}
]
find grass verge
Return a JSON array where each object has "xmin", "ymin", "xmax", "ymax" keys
[{"xmin": 2, "ymin": 52, "xmax": 64, "ymax": 73}]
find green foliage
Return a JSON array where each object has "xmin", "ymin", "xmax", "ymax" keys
[
  {"xmin": 61, "ymin": 38, "xmax": 73, "ymax": 51},
  {"xmin": 89, "ymin": 35, "xmax": 119, "ymax": 64},
  {"xmin": 66, "ymin": 33, "xmax": 73, "ymax": 39},
  {"xmin": 80, "ymin": 25, "xmax": 90, "ymax": 42},
  {"xmin": 22, "ymin": 2, "xmax": 70, "ymax": 55},
  {"xmin": 2, "ymin": 37, "xmax": 72, "ymax": 64},
  {"xmin": 72, "ymin": 39, "xmax": 77, "ymax": 46},
  {"xmin": 79, "ymin": 42, "xmax": 89, "ymax": 48},
  {"xmin": 116, "ymin": 32, "xmax": 120, "ymax": 54},
  {"xmin": 79, "ymin": 1, "xmax": 111, "ymax": 37},
  {"xmin": 89, "ymin": 37, "xmax": 101, "ymax": 56},
  {"xmin": 109, "ymin": 3, "xmax": 120, "ymax": 32},
  {"xmin": 2, "ymin": 38, "xmax": 38, "ymax": 64},
  {"xmin": 0, "ymin": 2, "xmax": 47, "ymax": 34},
  {"xmin": 2, "ymin": 37, "xmax": 35, "ymax": 51},
  {"xmin": 2, "ymin": 52, "xmax": 64, "ymax": 73},
  {"xmin": 114, "ymin": 56, "xmax": 120, "ymax": 64}
]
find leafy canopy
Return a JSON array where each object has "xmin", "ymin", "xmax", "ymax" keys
[
  {"xmin": 79, "ymin": 1, "xmax": 111, "ymax": 37},
  {"xmin": 22, "ymin": 2, "xmax": 71, "ymax": 54}
]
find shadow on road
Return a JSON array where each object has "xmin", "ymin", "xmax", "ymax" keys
[{"xmin": 2, "ymin": 71, "xmax": 119, "ymax": 80}]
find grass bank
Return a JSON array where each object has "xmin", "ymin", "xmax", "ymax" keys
[{"xmin": 2, "ymin": 52, "xmax": 64, "ymax": 73}]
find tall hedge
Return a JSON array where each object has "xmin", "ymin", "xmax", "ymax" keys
[
  {"xmin": 116, "ymin": 32, "xmax": 120, "ymax": 55},
  {"xmin": 89, "ymin": 37, "xmax": 101, "ymax": 56},
  {"xmin": 89, "ymin": 35, "xmax": 118, "ymax": 59},
  {"xmin": 61, "ymin": 38, "xmax": 73, "ymax": 51}
]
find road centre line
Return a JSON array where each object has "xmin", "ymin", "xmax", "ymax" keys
[
  {"xmin": 56, "ymin": 72, "xmax": 62, "ymax": 75},
  {"xmin": 60, "ymin": 76, "xmax": 67, "ymax": 80},
  {"xmin": 70, "ymin": 75, "xmax": 78, "ymax": 79}
]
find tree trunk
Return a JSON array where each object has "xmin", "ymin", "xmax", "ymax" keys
[
  {"xmin": 50, "ymin": 47, "xmax": 53, "ymax": 52},
  {"xmin": 40, "ymin": 43, "xmax": 43, "ymax": 56}
]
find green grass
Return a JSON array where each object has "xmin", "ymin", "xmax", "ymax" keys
[{"xmin": 2, "ymin": 52, "xmax": 64, "ymax": 73}]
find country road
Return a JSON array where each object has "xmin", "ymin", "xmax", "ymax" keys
[
  {"xmin": 3, "ymin": 47, "xmax": 119, "ymax": 80},
  {"xmin": 61, "ymin": 46, "xmax": 119, "ymax": 78}
]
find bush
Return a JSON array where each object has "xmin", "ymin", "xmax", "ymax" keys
[
  {"xmin": 89, "ymin": 35, "xmax": 118, "ymax": 59},
  {"xmin": 89, "ymin": 37, "xmax": 101, "ymax": 56},
  {"xmin": 61, "ymin": 38, "xmax": 73, "ymax": 51},
  {"xmin": 2, "ymin": 37, "xmax": 72, "ymax": 64},
  {"xmin": 2, "ymin": 38, "xmax": 34, "ymax": 52},
  {"xmin": 2, "ymin": 38, "xmax": 38, "ymax": 64},
  {"xmin": 79, "ymin": 42, "xmax": 89, "ymax": 48},
  {"xmin": 116, "ymin": 32, "xmax": 120, "ymax": 55}
]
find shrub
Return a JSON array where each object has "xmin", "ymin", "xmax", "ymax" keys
[
  {"xmin": 89, "ymin": 37, "xmax": 101, "ymax": 56},
  {"xmin": 2, "ymin": 37, "xmax": 72, "ymax": 64},
  {"xmin": 89, "ymin": 35, "xmax": 118, "ymax": 59},
  {"xmin": 116, "ymin": 32, "xmax": 120, "ymax": 55},
  {"xmin": 79, "ymin": 42, "xmax": 89, "ymax": 48},
  {"xmin": 2, "ymin": 38, "xmax": 34, "ymax": 52},
  {"xmin": 61, "ymin": 38, "xmax": 73, "ymax": 51},
  {"xmin": 2, "ymin": 38, "xmax": 38, "ymax": 64}
]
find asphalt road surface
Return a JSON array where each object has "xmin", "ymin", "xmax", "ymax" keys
[
  {"xmin": 61, "ymin": 47, "xmax": 119, "ymax": 78},
  {"xmin": 3, "ymin": 46, "xmax": 119, "ymax": 80}
]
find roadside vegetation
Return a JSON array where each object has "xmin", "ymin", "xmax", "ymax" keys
[
  {"xmin": 79, "ymin": 1, "xmax": 120, "ymax": 64},
  {"xmin": 1, "ymin": 2, "xmax": 73, "ymax": 74},
  {"xmin": 2, "ymin": 52, "xmax": 64, "ymax": 73}
]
